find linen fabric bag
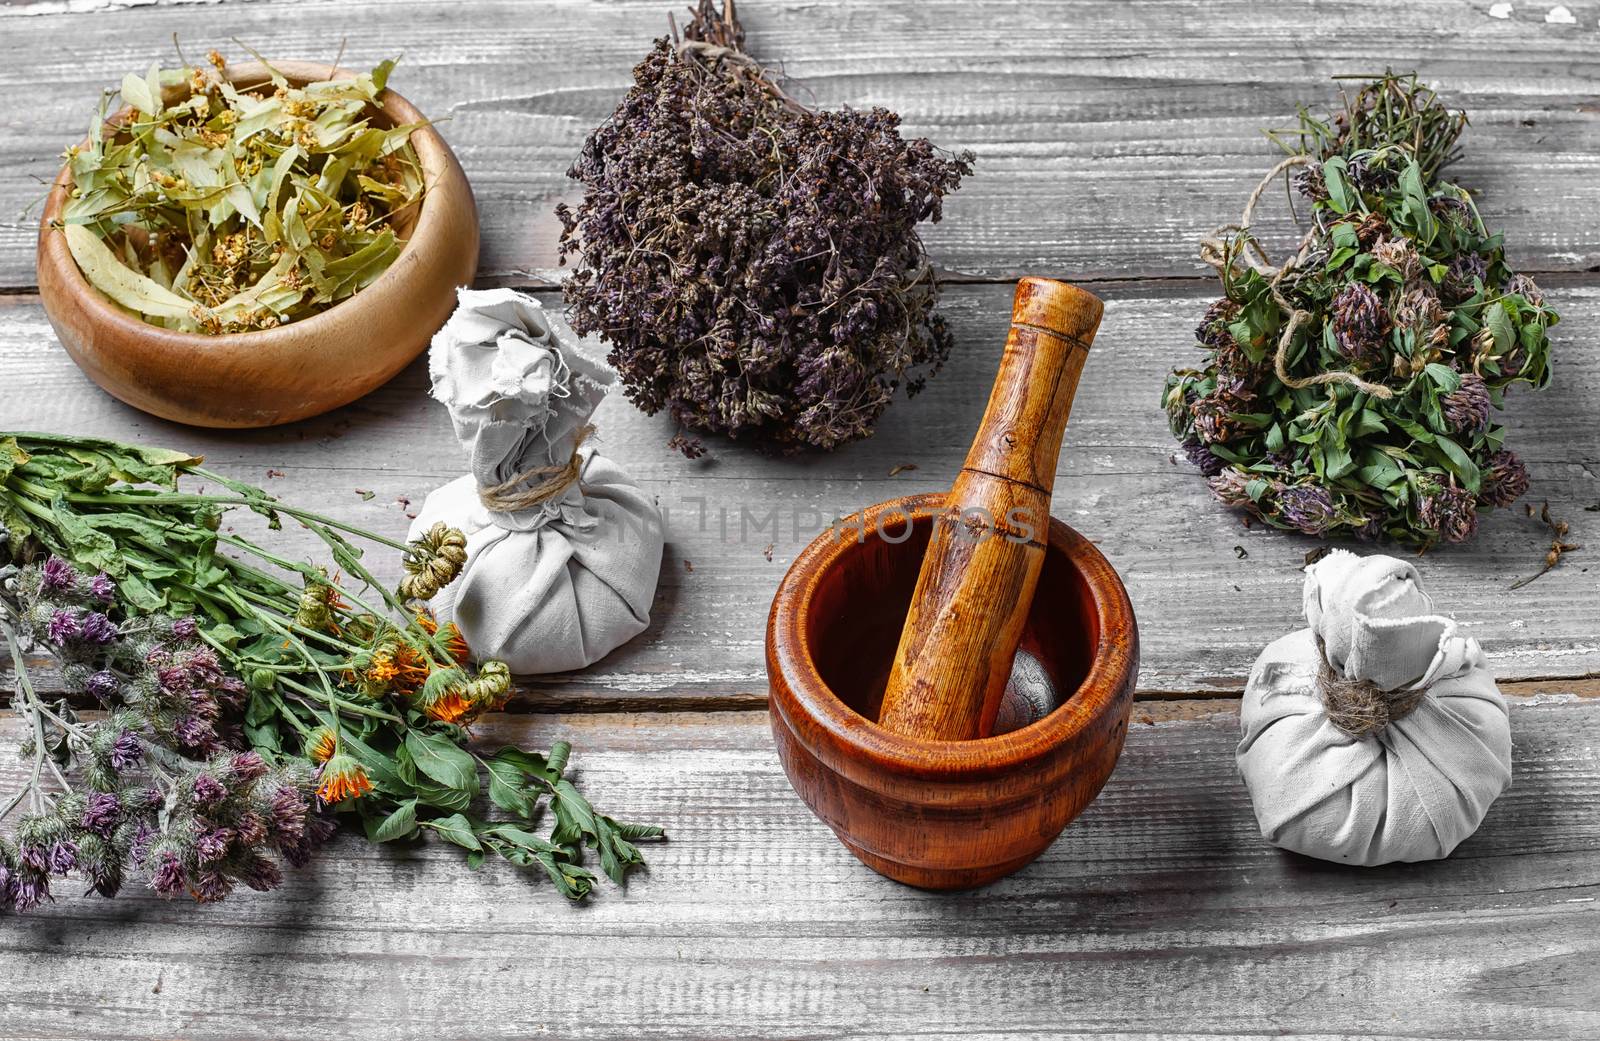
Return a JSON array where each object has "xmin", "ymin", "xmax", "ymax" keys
[
  {"xmin": 409, "ymin": 288, "xmax": 664, "ymax": 674},
  {"xmin": 1236, "ymin": 549, "xmax": 1511, "ymax": 865}
]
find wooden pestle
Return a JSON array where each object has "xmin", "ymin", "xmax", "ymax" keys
[{"xmin": 876, "ymin": 277, "xmax": 1104, "ymax": 741}]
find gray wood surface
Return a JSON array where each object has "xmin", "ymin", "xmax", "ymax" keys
[
  {"xmin": 1, "ymin": 0, "xmax": 1599, "ymax": 287},
  {"xmin": 1, "ymin": 1, "xmax": 1598, "ymax": 1038},
  {"xmin": 0, "ymin": 699, "xmax": 1596, "ymax": 1040}
]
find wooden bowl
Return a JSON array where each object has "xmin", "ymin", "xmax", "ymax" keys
[
  {"xmin": 767, "ymin": 493, "xmax": 1139, "ymax": 889},
  {"xmin": 36, "ymin": 61, "xmax": 479, "ymax": 428}
]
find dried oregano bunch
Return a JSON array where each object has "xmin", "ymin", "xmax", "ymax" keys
[
  {"xmin": 557, "ymin": 0, "xmax": 974, "ymax": 453},
  {"xmin": 1164, "ymin": 74, "xmax": 1556, "ymax": 546}
]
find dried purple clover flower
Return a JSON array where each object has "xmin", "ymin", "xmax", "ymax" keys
[
  {"xmin": 556, "ymin": 0, "xmax": 973, "ymax": 452},
  {"xmin": 1180, "ymin": 436, "xmax": 1226, "ymax": 477},
  {"xmin": 1329, "ymin": 283, "xmax": 1392, "ymax": 367},
  {"xmin": 1505, "ymin": 273, "xmax": 1545, "ymax": 308},
  {"xmin": 1190, "ymin": 395, "xmax": 1236, "ymax": 445},
  {"xmin": 1442, "ymin": 372, "xmax": 1491, "ymax": 433},
  {"xmin": 1194, "ymin": 298, "xmax": 1241, "ymax": 351},
  {"xmin": 1479, "ymin": 449, "xmax": 1531, "ymax": 508},
  {"xmin": 1418, "ymin": 478, "xmax": 1479, "ymax": 544},
  {"xmin": 1443, "ymin": 252, "xmax": 1488, "ymax": 302},
  {"xmin": 1207, "ymin": 468, "xmax": 1257, "ymax": 509},
  {"xmin": 1277, "ymin": 483, "xmax": 1338, "ymax": 535}
]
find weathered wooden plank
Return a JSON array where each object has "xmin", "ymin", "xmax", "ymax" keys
[
  {"xmin": 2, "ymin": 280, "xmax": 1596, "ymax": 701},
  {"xmin": 2, "ymin": 0, "xmax": 1599, "ymax": 288},
  {"xmin": 0, "ymin": 697, "xmax": 1594, "ymax": 1040}
]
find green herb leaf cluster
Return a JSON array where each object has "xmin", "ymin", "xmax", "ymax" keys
[
  {"xmin": 57, "ymin": 50, "xmax": 423, "ymax": 334},
  {"xmin": 1, "ymin": 433, "xmax": 661, "ymax": 901},
  {"xmin": 1164, "ymin": 73, "xmax": 1556, "ymax": 546}
]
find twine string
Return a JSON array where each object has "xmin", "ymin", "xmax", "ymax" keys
[
  {"xmin": 478, "ymin": 425, "xmax": 595, "ymax": 514},
  {"xmin": 1199, "ymin": 154, "xmax": 1395, "ymax": 401},
  {"xmin": 1315, "ymin": 637, "xmax": 1428, "ymax": 739}
]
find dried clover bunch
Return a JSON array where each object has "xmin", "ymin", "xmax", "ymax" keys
[
  {"xmin": 1, "ymin": 434, "xmax": 660, "ymax": 906},
  {"xmin": 557, "ymin": 0, "xmax": 974, "ymax": 453},
  {"xmin": 58, "ymin": 49, "xmax": 423, "ymax": 333},
  {"xmin": 1164, "ymin": 74, "xmax": 1556, "ymax": 546}
]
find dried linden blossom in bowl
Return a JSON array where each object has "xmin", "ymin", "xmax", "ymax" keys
[{"xmin": 56, "ymin": 51, "xmax": 424, "ymax": 334}]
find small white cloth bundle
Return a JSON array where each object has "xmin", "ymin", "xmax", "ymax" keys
[
  {"xmin": 1236, "ymin": 550, "xmax": 1511, "ymax": 865},
  {"xmin": 409, "ymin": 288, "xmax": 664, "ymax": 674}
]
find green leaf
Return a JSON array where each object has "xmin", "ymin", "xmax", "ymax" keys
[
  {"xmin": 1432, "ymin": 436, "xmax": 1482, "ymax": 493},
  {"xmin": 1484, "ymin": 301, "xmax": 1515, "ymax": 356},
  {"xmin": 1322, "ymin": 157, "xmax": 1353, "ymax": 213},
  {"xmin": 65, "ymin": 224, "xmax": 195, "ymax": 321},
  {"xmin": 423, "ymin": 813, "xmax": 481, "ymax": 852},
  {"xmin": 1424, "ymin": 363, "xmax": 1461, "ymax": 392},
  {"xmin": 404, "ymin": 730, "xmax": 478, "ymax": 791},
  {"xmin": 120, "ymin": 70, "xmax": 159, "ymax": 117},
  {"xmin": 372, "ymin": 799, "xmax": 419, "ymax": 843},
  {"xmin": 370, "ymin": 59, "xmax": 396, "ymax": 92},
  {"xmin": 486, "ymin": 757, "xmax": 533, "ymax": 816}
]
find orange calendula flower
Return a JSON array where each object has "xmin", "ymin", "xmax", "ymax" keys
[
  {"xmin": 316, "ymin": 753, "xmax": 372, "ymax": 803},
  {"xmin": 422, "ymin": 687, "xmax": 476, "ymax": 725},
  {"xmin": 416, "ymin": 611, "xmax": 472, "ymax": 664},
  {"xmin": 305, "ymin": 726, "xmax": 337, "ymax": 764}
]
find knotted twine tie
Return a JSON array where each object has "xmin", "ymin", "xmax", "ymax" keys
[
  {"xmin": 1315, "ymin": 636, "xmax": 1428, "ymax": 739},
  {"xmin": 1199, "ymin": 154, "xmax": 1395, "ymax": 402},
  {"xmin": 477, "ymin": 425, "xmax": 595, "ymax": 514}
]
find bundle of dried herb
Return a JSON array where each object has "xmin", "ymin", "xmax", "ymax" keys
[
  {"xmin": 0, "ymin": 433, "xmax": 660, "ymax": 905},
  {"xmin": 1164, "ymin": 74, "xmax": 1556, "ymax": 546},
  {"xmin": 557, "ymin": 0, "xmax": 974, "ymax": 453},
  {"xmin": 57, "ymin": 50, "xmax": 423, "ymax": 334}
]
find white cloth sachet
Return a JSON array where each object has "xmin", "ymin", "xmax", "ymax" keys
[
  {"xmin": 1236, "ymin": 549, "xmax": 1511, "ymax": 865},
  {"xmin": 409, "ymin": 288, "xmax": 664, "ymax": 674}
]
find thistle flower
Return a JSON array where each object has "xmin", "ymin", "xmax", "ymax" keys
[
  {"xmin": 315, "ymin": 754, "xmax": 372, "ymax": 804},
  {"xmin": 400, "ymin": 523, "xmax": 468, "ymax": 602},
  {"xmin": 40, "ymin": 557, "xmax": 78, "ymax": 594},
  {"xmin": 1442, "ymin": 372, "xmax": 1491, "ymax": 432},
  {"xmin": 110, "ymin": 731, "xmax": 142, "ymax": 770},
  {"xmin": 46, "ymin": 609, "xmax": 81, "ymax": 643},
  {"xmin": 1276, "ymin": 483, "xmax": 1337, "ymax": 535},
  {"xmin": 1418, "ymin": 478, "xmax": 1479, "ymax": 543},
  {"xmin": 1329, "ymin": 283, "xmax": 1392, "ymax": 367},
  {"xmin": 85, "ymin": 670, "xmax": 121, "ymax": 703},
  {"xmin": 81, "ymin": 792, "xmax": 120, "ymax": 838},
  {"xmin": 89, "ymin": 573, "xmax": 115, "ymax": 602},
  {"xmin": 191, "ymin": 773, "xmax": 227, "ymax": 809},
  {"xmin": 78, "ymin": 611, "xmax": 118, "ymax": 646},
  {"xmin": 1479, "ymin": 449, "xmax": 1531, "ymax": 507}
]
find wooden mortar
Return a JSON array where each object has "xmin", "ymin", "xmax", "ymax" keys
[{"xmin": 766, "ymin": 279, "xmax": 1139, "ymax": 889}]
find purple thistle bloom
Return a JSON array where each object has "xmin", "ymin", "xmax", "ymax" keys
[
  {"xmin": 1442, "ymin": 373, "xmax": 1491, "ymax": 433},
  {"xmin": 174, "ymin": 716, "xmax": 217, "ymax": 753},
  {"xmin": 236, "ymin": 811, "xmax": 268, "ymax": 847},
  {"xmin": 195, "ymin": 828, "xmax": 233, "ymax": 865},
  {"xmin": 89, "ymin": 573, "xmax": 116, "ymax": 602},
  {"xmin": 81, "ymin": 793, "xmax": 121, "ymax": 838},
  {"xmin": 46, "ymin": 609, "xmax": 81, "ymax": 644},
  {"xmin": 85, "ymin": 670, "xmax": 121, "ymax": 704},
  {"xmin": 129, "ymin": 821, "xmax": 156, "ymax": 863},
  {"xmin": 40, "ymin": 557, "xmax": 78, "ymax": 594},
  {"xmin": 191, "ymin": 773, "xmax": 227, "ymax": 809},
  {"xmin": 18, "ymin": 844, "xmax": 49, "ymax": 874},
  {"xmin": 78, "ymin": 612, "xmax": 119, "ymax": 646},
  {"xmin": 138, "ymin": 786, "xmax": 164, "ymax": 811},
  {"xmin": 12, "ymin": 870, "xmax": 50, "ymax": 911},
  {"xmin": 229, "ymin": 751, "xmax": 269, "ymax": 782},
  {"xmin": 149, "ymin": 850, "xmax": 186, "ymax": 895},
  {"xmin": 1277, "ymin": 484, "xmax": 1337, "ymax": 536},
  {"xmin": 237, "ymin": 855, "xmax": 284, "ymax": 893},
  {"xmin": 110, "ymin": 731, "xmax": 143, "ymax": 771},
  {"xmin": 184, "ymin": 648, "xmax": 224, "ymax": 688},
  {"xmin": 157, "ymin": 665, "xmax": 192, "ymax": 695},
  {"xmin": 267, "ymin": 785, "xmax": 309, "ymax": 843},
  {"xmin": 1480, "ymin": 449, "xmax": 1531, "ymax": 508},
  {"xmin": 190, "ymin": 869, "xmax": 233, "ymax": 904},
  {"xmin": 47, "ymin": 839, "xmax": 79, "ymax": 875},
  {"xmin": 1420, "ymin": 480, "xmax": 1479, "ymax": 544},
  {"xmin": 171, "ymin": 616, "xmax": 199, "ymax": 640}
]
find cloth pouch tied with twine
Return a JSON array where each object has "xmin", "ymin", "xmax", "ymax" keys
[
  {"xmin": 1236, "ymin": 549, "xmax": 1510, "ymax": 865},
  {"xmin": 408, "ymin": 288, "xmax": 664, "ymax": 674}
]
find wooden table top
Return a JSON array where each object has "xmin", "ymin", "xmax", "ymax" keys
[{"xmin": 0, "ymin": 1, "xmax": 1596, "ymax": 1037}]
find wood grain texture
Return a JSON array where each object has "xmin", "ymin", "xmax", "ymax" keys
[
  {"xmin": 0, "ymin": 698, "xmax": 1594, "ymax": 1040},
  {"xmin": 2, "ymin": 278, "xmax": 1596, "ymax": 703},
  {"xmin": 1, "ymin": 0, "xmax": 1599, "ymax": 288}
]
